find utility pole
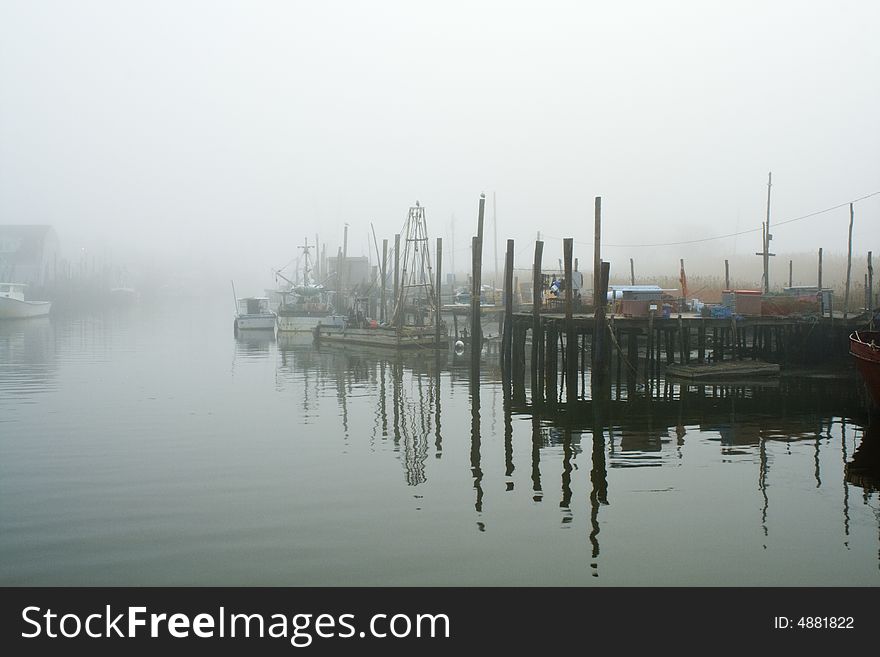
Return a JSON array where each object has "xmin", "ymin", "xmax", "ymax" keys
[
  {"xmin": 755, "ymin": 172, "xmax": 775, "ymax": 293},
  {"xmin": 844, "ymin": 203, "xmax": 854, "ymax": 319}
]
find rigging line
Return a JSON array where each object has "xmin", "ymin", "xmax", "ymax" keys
[{"xmin": 541, "ymin": 189, "xmax": 880, "ymax": 249}]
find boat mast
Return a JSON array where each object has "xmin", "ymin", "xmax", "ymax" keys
[
  {"xmin": 298, "ymin": 237, "xmax": 313, "ymax": 287},
  {"xmin": 390, "ymin": 201, "xmax": 437, "ymax": 327}
]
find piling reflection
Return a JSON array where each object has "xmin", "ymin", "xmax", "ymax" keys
[
  {"xmin": 267, "ymin": 331, "xmax": 879, "ymax": 577},
  {"xmin": 470, "ymin": 371, "xmax": 483, "ymax": 516},
  {"xmin": 276, "ymin": 338, "xmax": 445, "ymax": 486}
]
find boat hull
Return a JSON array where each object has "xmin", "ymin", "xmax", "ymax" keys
[
  {"xmin": 277, "ymin": 313, "xmax": 339, "ymax": 333},
  {"xmin": 0, "ymin": 296, "xmax": 51, "ymax": 319},
  {"xmin": 235, "ymin": 313, "xmax": 277, "ymax": 330},
  {"xmin": 850, "ymin": 330, "xmax": 880, "ymax": 406},
  {"xmin": 314, "ymin": 324, "xmax": 444, "ymax": 349}
]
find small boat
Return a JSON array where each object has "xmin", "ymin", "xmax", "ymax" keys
[
  {"xmin": 275, "ymin": 239, "xmax": 337, "ymax": 333},
  {"xmin": 850, "ymin": 330, "xmax": 880, "ymax": 406},
  {"xmin": 0, "ymin": 283, "xmax": 51, "ymax": 319},
  {"xmin": 665, "ymin": 361, "xmax": 781, "ymax": 381},
  {"xmin": 234, "ymin": 297, "xmax": 276, "ymax": 332},
  {"xmin": 314, "ymin": 318, "xmax": 441, "ymax": 349}
]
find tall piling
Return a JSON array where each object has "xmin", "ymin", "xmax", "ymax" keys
[
  {"xmin": 532, "ymin": 240, "xmax": 544, "ymax": 404},
  {"xmin": 592, "ymin": 261, "xmax": 610, "ymax": 396},
  {"xmin": 470, "ymin": 196, "xmax": 486, "ymax": 370},
  {"xmin": 393, "ymin": 233, "xmax": 400, "ymax": 315},
  {"xmin": 435, "ymin": 238, "xmax": 443, "ymax": 348},
  {"xmin": 593, "ymin": 197, "xmax": 602, "ymax": 309},
  {"xmin": 381, "ymin": 239, "xmax": 388, "ymax": 323},
  {"xmin": 501, "ymin": 239, "xmax": 514, "ymax": 371},
  {"xmin": 725, "ymin": 259, "xmax": 730, "ymax": 290},
  {"xmin": 564, "ymin": 238, "xmax": 576, "ymax": 403}
]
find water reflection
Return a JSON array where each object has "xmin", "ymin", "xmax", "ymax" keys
[
  {"xmin": 2, "ymin": 304, "xmax": 879, "ymax": 585},
  {"xmin": 0, "ymin": 318, "xmax": 57, "ymax": 401},
  {"xmin": 845, "ymin": 423, "xmax": 880, "ymax": 568},
  {"xmin": 846, "ymin": 423, "xmax": 880, "ymax": 492},
  {"xmin": 276, "ymin": 337, "xmax": 445, "ymax": 487},
  {"xmin": 267, "ymin": 336, "xmax": 880, "ymax": 575}
]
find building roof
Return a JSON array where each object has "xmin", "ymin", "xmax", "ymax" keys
[{"xmin": 0, "ymin": 225, "xmax": 58, "ymax": 263}]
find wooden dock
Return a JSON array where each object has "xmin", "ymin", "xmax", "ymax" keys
[{"xmin": 501, "ymin": 309, "xmax": 865, "ymax": 406}]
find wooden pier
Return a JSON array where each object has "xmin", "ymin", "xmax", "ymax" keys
[{"xmin": 502, "ymin": 309, "xmax": 865, "ymax": 405}]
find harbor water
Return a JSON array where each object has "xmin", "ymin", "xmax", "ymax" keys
[{"xmin": 1, "ymin": 297, "xmax": 878, "ymax": 586}]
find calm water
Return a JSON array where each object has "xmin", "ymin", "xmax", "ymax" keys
[{"xmin": 1, "ymin": 299, "xmax": 879, "ymax": 586}]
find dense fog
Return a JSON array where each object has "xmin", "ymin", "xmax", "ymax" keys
[{"xmin": 1, "ymin": 1, "xmax": 878, "ymax": 297}]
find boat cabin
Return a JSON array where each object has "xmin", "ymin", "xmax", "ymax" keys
[
  {"xmin": 0, "ymin": 283, "xmax": 27, "ymax": 301},
  {"xmin": 237, "ymin": 297, "xmax": 272, "ymax": 316}
]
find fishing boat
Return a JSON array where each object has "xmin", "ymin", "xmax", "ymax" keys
[
  {"xmin": 313, "ymin": 201, "xmax": 446, "ymax": 350},
  {"xmin": 276, "ymin": 238, "xmax": 338, "ymax": 333},
  {"xmin": 234, "ymin": 296, "xmax": 276, "ymax": 332},
  {"xmin": 850, "ymin": 330, "xmax": 880, "ymax": 406},
  {"xmin": 0, "ymin": 283, "xmax": 51, "ymax": 319}
]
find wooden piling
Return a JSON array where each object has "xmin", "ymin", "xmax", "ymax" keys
[
  {"xmin": 844, "ymin": 203, "xmax": 853, "ymax": 319},
  {"xmin": 502, "ymin": 239, "xmax": 514, "ymax": 370},
  {"xmin": 435, "ymin": 238, "xmax": 443, "ymax": 348},
  {"xmin": 592, "ymin": 261, "xmax": 610, "ymax": 395},
  {"xmin": 724, "ymin": 259, "xmax": 730, "ymax": 290},
  {"xmin": 381, "ymin": 239, "xmax": 388, "ymax": 323},
  {"xmin": 630, "ymin": 258, "xmax": 635, "ymax": 285},
  {"xmin": 698, "ymin": 318, "xmax": 706, "ymax": 363},
  {"xmin": 593, "ymin": 197, "xmax": 602, "ymax": 309},
  {"xmin": 471, "ymin": 235, "xmax": 483, "ymax": 368},
  {"xmin": 730, "ymin": 316, "xmax": 739, "ymax": 360},
  {"xmin": 532, "ymin": 240, "xmax": 544, "ymax": 403},
  {"xmin": 677, "ymin": 315, "xmax": 686, "ymax": 364},
  {"xmin": 868, "ymin": 251, "xmax": 874, "ymax": 315},
  {"xmin": 646, "ymin": 310, "xmax": 655, "ymax": 389},
  {"xmin": 789, "ymin": 259, "xmax": 793, "ymax": 288},
  {"xmin": 393, "ymin": 233, "xmax": 400, "ymax": 314},
  {"xmin": 545, "ymin": 321, "xmax": 558, "ymax": 403},
  {"xmin": 564, "ymin": 238, "xmax": 576, "ymax": 403}
]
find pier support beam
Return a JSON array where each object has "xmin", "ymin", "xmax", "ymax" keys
[
  {"xmin": 381, "ymin": 239, "xmax": 388, "ymax": 323},
  {"xmin": 593, "ymin": 197, "xmax": 602, "ymax": 309},
  {"xmin": 532, "ymin": 241, "xmax": 544, "ymax": 404},
  {"xmin": 592, "ymin": 261, "xmax": 610, "ymax": 397},
  {"xmin": 545, "ymin": 321, "xmax": 558, "ymax": 404},
  {"xmin": 564, "ymin": 238, "xmax": 577, "ymax": 403},
  {"xmin": 435, "ymin": 238, "xmax": 443, "ymax": 348},
  {"xmin": 393, "ymin": 233, "xmax": 400, "ymax": 314},
  {"xmin": 502, "ymin": 239, "xmax": 514, "ymax": 373},
  {"xmin": 470, "ymin": 194, "xmax": 486, "ymax": 371}
]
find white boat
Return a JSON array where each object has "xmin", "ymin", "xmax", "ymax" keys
[
  {"xmin": 0, "ymin": 283, "xmax": 51, "ymax": 319},
  {"xmin": 235, "ymin": 297, "xmax": 276, "ymax": 331},
  {"xmin": 275, "ymin": 238, "xmax": 337, "ymax": 333}
]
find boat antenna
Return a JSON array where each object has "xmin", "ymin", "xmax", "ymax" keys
[
  {"xmin": 230, "ymin": 280, "xmax": 238, "ymax": 313},
  {"xmin": 298, "ymin": 238, "xmax": 313, "ymax": 287}
]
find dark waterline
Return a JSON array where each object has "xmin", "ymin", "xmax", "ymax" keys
[{"xmin": 1, "ymin": 299, "xmax": 878, "ymax": 586}]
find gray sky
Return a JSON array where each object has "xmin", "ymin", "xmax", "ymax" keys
[{"xmin": 1, "ymin": 0, "xmax": 878, "ymax": 290}]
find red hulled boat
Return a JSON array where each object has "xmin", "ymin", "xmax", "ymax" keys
[{"xmin": 850, "ymin": 330, "xmax": 880, "ymax": 406}]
